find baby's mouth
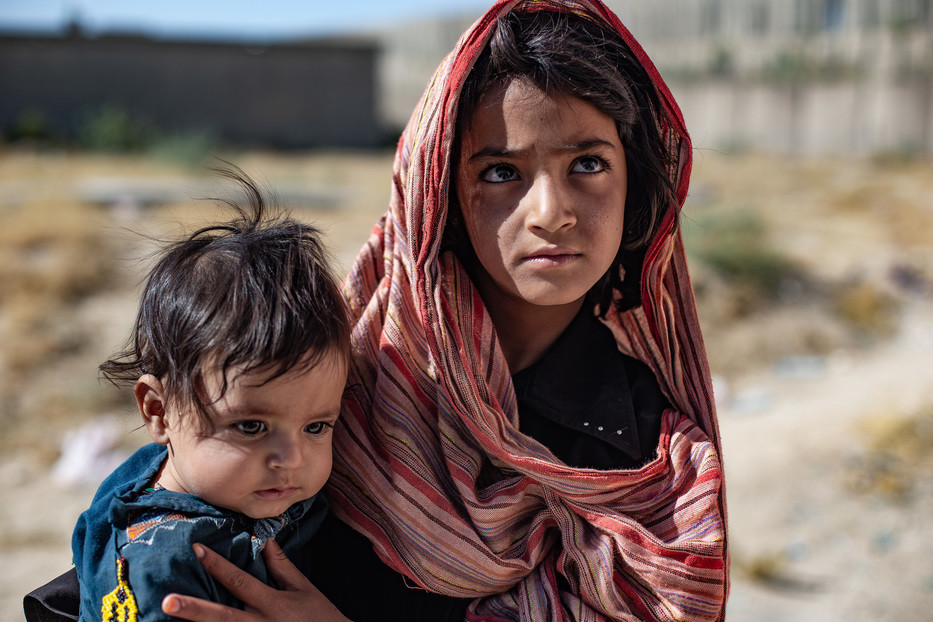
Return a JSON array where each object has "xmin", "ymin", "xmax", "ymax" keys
[{"xmin": 254, "ymin": 487, "xmax": 297, "ymax": 501}]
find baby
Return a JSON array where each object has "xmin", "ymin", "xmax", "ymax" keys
[{"xmin": 71, "ymin": 170, "xmax": 350, "ymax": 622}]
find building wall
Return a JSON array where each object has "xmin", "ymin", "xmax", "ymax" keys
[
  {"xmin": 6, "ymin": 2, "xmax": 930, "ymax": 155},
  {"xmin": 609, "ymin": 0, "xmax": 933, "ymax": 154},
  {"xmin": 607, "ymin": 0, "xmax": 933, "ymax": 75},
  {"xmin": 673, "ymin": 78, "xmax": 933, "ymax": 154},
  {"xmin": 375, "ymin": 15, "xmax": 475, "ymax": 133},
  {"xmin": 0, "ymin": 31, "xmax": 382, "ymax": 148},
  {"xmin": 375, "ymin": 0, "xmax": 933, "ymax": 155}
]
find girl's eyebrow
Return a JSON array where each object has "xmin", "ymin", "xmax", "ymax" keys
[{"xmin": 467, "ymin": 138, "xmax": 618, "ymax": 161}]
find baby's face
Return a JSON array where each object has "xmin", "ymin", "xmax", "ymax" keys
[{"xmin": 156, "ymin": 348, "xmax": 347, "ymax": 519}]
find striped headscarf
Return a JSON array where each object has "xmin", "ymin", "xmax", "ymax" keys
[{"xmin": 329, "ymin": 1, "xmax": 728, "ymax": 620}]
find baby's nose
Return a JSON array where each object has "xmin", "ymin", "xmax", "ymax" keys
[{"xmin": 268, "ymin": 436, "xmax": 305, "ymax": 470}]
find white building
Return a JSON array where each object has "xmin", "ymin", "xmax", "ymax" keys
[{"xmin": 377, "ymin": 0, "xmax": 933, "ymax": 154}]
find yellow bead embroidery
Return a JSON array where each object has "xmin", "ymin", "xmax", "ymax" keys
[{"xmin": 101, "ymin": 556, "xmax": 138, "ymax": 622}]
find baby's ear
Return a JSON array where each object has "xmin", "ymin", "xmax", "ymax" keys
[{"xmin": 135, "ymin": 375, "xmax": 171, "ymax": 445}]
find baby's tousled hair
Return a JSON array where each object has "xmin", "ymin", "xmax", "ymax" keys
[
  {"xmin": 448, "ymin": 8, "xmax": 678, "ymax": 313},
  {"xmin": 100, "ymin": 165, "xmax": 350, "ymax": 425}
]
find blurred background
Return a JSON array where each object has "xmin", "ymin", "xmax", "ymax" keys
[{"xmin": 1, "ymin": 1, "xmax": 931, "ymax": 620}]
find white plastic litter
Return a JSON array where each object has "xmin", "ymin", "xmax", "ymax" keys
[{"xmin": 51, "ymin": 416, "xmax": 129, "ymax": 488}]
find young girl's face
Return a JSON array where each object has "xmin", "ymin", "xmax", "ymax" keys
[
  {"xmin": 149, "ymin": 348, "xmax": 346, "ymax": 519},
  {"xmin": 455, "ymin": 77, "xmax": 627, "ymax": 315}
]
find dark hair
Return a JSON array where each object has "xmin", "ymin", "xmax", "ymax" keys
[
  {"xmin": 100, "ymin": 166, "xmax": 350, "ymax": 425},
  {"xmin": 447, "ymin": 8, "xmax": 678, "ymax": 312}
]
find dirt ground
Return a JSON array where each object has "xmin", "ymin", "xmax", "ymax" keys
[{"xmin": 1, "ymin": 148, "xmax": 931, "ymax": 621}]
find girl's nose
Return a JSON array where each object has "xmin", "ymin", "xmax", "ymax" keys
[
  {"xmin": 268, "ymin": 435, "xmax": 305, "ymax": 470},
  {"xmin": 524, "ymin": 174, "xmax": 575, "ymax": 233}
]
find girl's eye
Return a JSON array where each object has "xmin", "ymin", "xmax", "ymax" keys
[
  {"xmin": 481, "ymin": 164, "xmax": 519, "ymax": 183},
  {"xmin": 234, "ymin": 420, "xmax": 266, "ymax": 436},
  {"xmin": 571, "ymin": 156, "xmax": 607, "ymax": 174},
  {"xmin": 304, "ymin": 421, "xmax": 333, "ymax": 436}
]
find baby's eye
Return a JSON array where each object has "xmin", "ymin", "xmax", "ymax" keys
[
  {"xmin": 570, "ymin": 156, "xmax": 606, "ymax": 174},
  {"xmin": 481, "ymin": 164, "xmax": 519, "ymax": 183},
  {"xmin": 234, "ymin": 420, "xmax": 266, "ymax": 436},
  {"xmin": 304, "ymin": 421, "xmax": 333, "ymax": 436}
]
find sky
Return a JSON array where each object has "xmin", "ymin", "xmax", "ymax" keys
[{"xmin": 0, "ymin": 0, "xmax": 493, "ymax": 40}]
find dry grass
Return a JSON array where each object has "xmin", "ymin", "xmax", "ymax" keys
[
  {"xmin": 845, "ymin": 403, "xmax": 933, "ymax": 501},
  {"xmin": 731, "ymin": 548, "xmax": 824, "ymax": 593},
  {"xmin": 0, "ymin": 201, "xmax": 116, "ymax": 378},
  {"xmin": 686, "ymin": 151, "xmax": 932, "ymax": 375},
  {"xmin": 831, "ymin": 281, "xmax": 900, "ymax": 339},
  {"xmin": 0, "ymin": 196, "xmax": 129, "ymax": 459}
]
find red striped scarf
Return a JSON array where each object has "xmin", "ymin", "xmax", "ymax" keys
[{"xmin": 329, "ymin": 1, "xmax": 728, "ymax": 619}]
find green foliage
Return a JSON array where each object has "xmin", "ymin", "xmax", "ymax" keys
[
  {"xmin": 708, "ymin": 44, "xmax": 734, "ymax": 78},
  {"xmin": 147, "ymin": 129, "xmax": 217, "ymax": 168},
  {"xmin": 871, "ymin": 143, "xmax": 928, "ymax": 167},
  {"xmin": 76, "ymin": 106, "xmax": 157, "ymax": 152},
  {"xmin": 9, "ymin": 109, "xmax": 54, "ymax": 142},
  {"xmin": 74, "ymin": 106, "xmax": 216, "ymax": 166},
  {"xmin": 686, "ymin": 212, "xmax": 798, "ymax": 298},
  {"xmin": 760, "ymin": 51, "xmax": 864, "ymax": 83}
]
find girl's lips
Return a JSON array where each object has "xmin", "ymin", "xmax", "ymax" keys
[{"xmin": 523, "ymin": 248, "xmax": 581, "ymax": 266}]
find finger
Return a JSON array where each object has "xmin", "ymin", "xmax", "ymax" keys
[
  {"xmin": 162, "ymin": 592, "xmax": 260, "ymax": 622},
  {"xmin": 261, "ymin": 539, "xmax": 311, "ymax": 591},
  {"xmin": 193, "ymin": 543, "xmax": 273, "ymax": 606}
]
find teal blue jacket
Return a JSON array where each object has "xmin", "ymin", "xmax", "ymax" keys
[{"xmin": 72, "ymin": 443, "xmax": 326, "ymax": 622}]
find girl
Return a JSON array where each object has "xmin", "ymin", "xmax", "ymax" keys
[
  {"xmin": 27, "ymin": 1, "xmax": 728, "ymax": 620},
  {"xmin": 314, "ymin": 2, "xmax": 729, "ymax": 619}
]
